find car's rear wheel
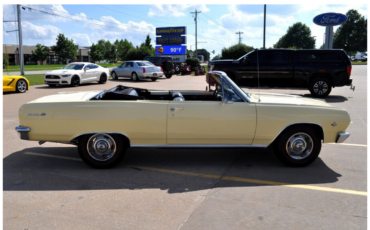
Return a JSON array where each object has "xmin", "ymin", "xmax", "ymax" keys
[
  {"xmin": 71, "ymin": 76, "xmax": 80, "ymax": 87},
  {"xmin": 16, "ymin": 79, "xmax": 27, "ymax": 93},
  {"xmin": 151, "ymin": 78, "xmax": 157, "ymax": 81},
  {"xmin": 131, "ymin": 73, "xmax": 139, "ymax": 82},
  {"xmin": 165, "ymin": 74, "xmax": 172, "ymax": 79},
  {"xmin": 274, "ymin": 126, "xmax": 321, "ymax": 167},
  {"xmin": 309, "ymin": 77, "xmax": 332, "ymax": 98},
  {"xmin": 112, "ymin": 72, "xmax": 118, "ymax": 80},
  {"xmin": 99, "ymin": 73, "xmax": 107, "ymax": 84},
  {"xmin": 78, "ymin": 133, "xmax": 126, "ymax": 169}
]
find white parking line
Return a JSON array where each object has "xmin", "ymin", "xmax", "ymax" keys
[{"xmin": 327, "ymin": 143, "xmax": 367, "ymax": 147}]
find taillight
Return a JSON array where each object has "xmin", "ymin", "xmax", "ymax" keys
[
  {"xmin": 143, "ymin": 68, "xmax": 146, "ymax": 73},
  {"xmin": 347, "ymin": 65, "xmax": 352, "ymax": 76},
  {"xmin": 160, "ymin": 66, "xmax": 163, "ymax": 72}
]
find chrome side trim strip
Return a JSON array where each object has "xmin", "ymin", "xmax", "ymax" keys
[
  {"xmin": 336, "ymin": 132, "xmax": 350, "ymax": 143},
  {"xmin": 131, "ymin": 144, "xmax": 267, "ymax": 148},
  {"xmin": 15, "ymin": 126, "xmax": 30, "ymax": 140},
  {"xmin": 266, "ymin": 122, "xmax": 325, "ymax": 147}
]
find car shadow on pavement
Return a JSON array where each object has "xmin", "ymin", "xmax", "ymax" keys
[
  {"xmin": 3, "ymin": 146, "xmax": 342, "ymax": 194},
  {"xmin": 34, "ymin": 83, "xmax": 101, "ymax": 89},
  {"xmin": 109, "ymin": 79, "xmax": 159, "ymax": 83},
  {"xmin": 292, "ymin": 94, "xmax": 349, "ymax": 103}
]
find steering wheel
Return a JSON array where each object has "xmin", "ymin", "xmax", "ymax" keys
[{"xmin": 213, "ymin": 86, "xmax": 223, "ymax": 101}]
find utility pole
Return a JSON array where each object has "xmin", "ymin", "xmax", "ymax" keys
[
  {"xmin": 191, "ymin": 10, "xmax": 201, "ymax": 59},
  {"xmin": 263, "ymin": 4, "xmax": 266, "ymax": 49},
  {"xmin": 17, "ymin": 4, "xmax": 24, "ymax": 75},
  {"xmin": 236, "ymin": 31, "xmax": 243, "ymax": 44}
]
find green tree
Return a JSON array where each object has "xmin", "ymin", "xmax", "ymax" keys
[
  {"xmin": 125, "ymin": 46, "xmax": 154, "ymax": 60},
  {"xmin": 116, "ymin": 39, "xmax": 134, "ymax": 61},
  {"xmin": 212, "ymin": 54, "xmax": 221, "ymax": 61},
  {"xmin": 221, "ymin": 43, "xmax": 254, "ymax": 59},
  {"xmin": 104, "ymin": 40, "xmax": 113, "ymax": 61},
  {"xmin": 31, "ymin": 43, "xmax": 49, "ymax": 64},
  {"xmin": 333, "ymin": 9, "xmax": 367, "ymax": 53},
  {"xmin": 89, "ymin": 42, "xmax": 105, "ymax": 63},
  {"xmin": 196, "ymin": 48, "xmax": 210, "ymax": 62},
  {"xmin": 51, "ymin": 34, "xmax": 78, "ymax": 61},
  {"xmin": 273, "ymin": 22, "xmax": 315, "ymax": 49},
  {"xmin": 144, "ymin": 34, "xmax": 152, "ymax": 49}
]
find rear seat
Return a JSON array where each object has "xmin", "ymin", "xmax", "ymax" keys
[{"xmin": 172, "ymin": 92, "xmax": 185, "ymax": 101}]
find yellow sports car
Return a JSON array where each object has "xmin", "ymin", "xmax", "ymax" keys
[{"xmin": 3, "ymin": 75, "xmax": 29, "ymax": 93}]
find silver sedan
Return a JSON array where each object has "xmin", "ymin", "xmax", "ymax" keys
[{"xmin": 111, "ymin": 61, "xmax": 163, "ymax": 82}]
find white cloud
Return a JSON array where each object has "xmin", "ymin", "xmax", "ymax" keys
[
  {"xmin": 20, "ymin": 21, "xmax": 61, "ymax": 46},
  {"xmin": 3, "ymin": 4, "xmax": 70, "ymax": 22},
  {"xmin": 70, "ymin": 33, "xmax": 92, "ymax": 46},
  {"xmin": 148, "ymin": 4, "xmax": 210, "ymax": 17},
  {"xmin": 208, "ymin": 20, "xmax": 216, "ymax": 26}
]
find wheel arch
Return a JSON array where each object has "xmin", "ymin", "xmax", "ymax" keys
[
  {"xmin": 71, "ymin": 132, "xmax": 131, "ymax": 148},
  {"xmin": 268, "ymin": 123, "xmax": 324, "ymax": 147},
  {"xmin": 307, "ymin": 72, "xmax": 335, "ymax": 88}
]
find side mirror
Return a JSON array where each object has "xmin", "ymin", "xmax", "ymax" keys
[
  {"xmin": 242, "ymin": 57, "xmax": 249, "ymax": 66},
  {"xmin": 85, "ymin": 67, "xmax": 89, "ymax": 71}
]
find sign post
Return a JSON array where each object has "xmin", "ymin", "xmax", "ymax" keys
[{"xmin": 313, "ymin": 13, "xmax": 348, "ymax": 49}]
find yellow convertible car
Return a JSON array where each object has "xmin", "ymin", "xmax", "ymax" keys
[
  {"xmin": 15, "ymin": 71, "xmax": 351, "ymax": 168},
  {"xmin": 3, "ymin": 75, "xmax": 29, "ymax": 93}
]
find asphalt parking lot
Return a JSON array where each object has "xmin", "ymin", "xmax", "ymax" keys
[{"xmin": 3, "ymin": 66, "xmax": 367, "ymax": 229}]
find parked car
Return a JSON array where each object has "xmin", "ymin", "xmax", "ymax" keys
[
  {"xmin": 111, "ymin": 61, "xmax": 163, "ymax": 82},
  {"xmin": 45, "ymin": 62, "xmax": 109, "ymax": 87},
  {"xmin": 209, "ymin": 49, "xmax": 353, "ymax": 98},
  {"xmin": 143, "ymin": 56, "xmax": 175, "ymax": 78},
  {"xmin": 3, "ymin": 75, "xmax": 29, "ymax": 93},
  {"xmin": 354, "ymin": 52, "xmax": 367, "ymax": 62},
  {"xmin": 15, "ymin": 71, "xmax": 351, "ymax": 169}
]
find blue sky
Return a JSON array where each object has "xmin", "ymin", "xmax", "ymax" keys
[{"xmin": 3, "ymin": 4, "xmax": 367, "ymax": 59}]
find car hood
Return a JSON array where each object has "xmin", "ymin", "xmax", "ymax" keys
[
  {"xmin": 29, "ymin": 91, "xmax": 102, "ymax": 103},
  {"xmin": 46, "ymin": 69, "xmax": 81, "ymax": 75},
  {"xmin": 249, "ymin": 92, "xmax": 332, "ymax": 107}
]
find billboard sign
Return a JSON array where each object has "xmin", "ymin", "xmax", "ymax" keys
[
  {"xmin": 156, "ymin": 36, "xmax": 186, "ymax": 45},
  {"xmin": 156, "ymin": 45, "xmax": 186, "ymax": 55},
  {"xmin": 313, "ymin": 13, "xmax": 348, "ymax": 26},
  {"xmin": 156, "ymin": 27, "xmax": 186, "ymax": 36}
]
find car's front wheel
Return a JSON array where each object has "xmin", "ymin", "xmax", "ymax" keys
[
  {"xmin": 112, "ymin": 72, "xmax": 118, "ymax": 80},
  {"xmin": 309, "ymin": 77, "xmax": 332, "ymax": 98},
  {"xmin": 165, "ymin": 74, "xmax": 172, "ymax": 79},
  {"xmin": 131, "ymin": 73, "xmax": 139, "ymax": 82},
  {"xmin": 78, "ymin": 133, "xmax": 126, "ymax": 169},
  {"xmin": 16, "ymin": 79, "xmax": 27, "ymax": 93},
  {"xmin": 274, "ymin": 126, "xmax": 321, "ymax": 167},
  {"xmin": 71, "ymin": 76, "xmax": 80, "ymax": 87}
]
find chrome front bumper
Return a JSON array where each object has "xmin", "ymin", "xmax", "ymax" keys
[
  {"xmin": 336, "ymin": 132, "xmax": 350, "ymax": 143},
  {"xmin": 15, "ymin": 126, "xmax": 30, "ymax": 140}
]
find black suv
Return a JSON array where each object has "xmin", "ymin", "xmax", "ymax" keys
[
  {"xmin": 209, "ymin": 49, "xmax": 353, "ymax": 97},
  {"xmin": 144, "ymin": 56, "xmax": 175, "ymax": 78}
]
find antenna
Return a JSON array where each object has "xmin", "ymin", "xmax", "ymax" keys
[{"xmin": 256, "ymin": 49, "xmax": 261, "ymax": 102}]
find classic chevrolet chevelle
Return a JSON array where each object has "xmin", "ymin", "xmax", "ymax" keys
[{"xmin": 16, "ymin": 71, "xmax": 351, "ymax": 168}]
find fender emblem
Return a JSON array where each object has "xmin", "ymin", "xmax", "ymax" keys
[{"xmin": 331, "ymin": 122, "xmax": 337, "ymax": 127}]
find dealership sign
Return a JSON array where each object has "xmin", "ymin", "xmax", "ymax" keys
[
  {"xmin": 156, "ymin": 36, "xmax": 186, "ymax": 45},
  {"xmin": 155, "ymin": 45, "xmax": 186, "ymax": 55},
  {"xmin": 313, "ymin": 13, "xmax": 348, "ymax": 26}
]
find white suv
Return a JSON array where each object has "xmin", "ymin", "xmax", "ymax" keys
[{"xmin": 45, "ymin": 62, "xmax": 110, "ymax": 87}]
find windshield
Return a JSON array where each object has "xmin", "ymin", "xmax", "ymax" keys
[
  {"xmin": 62, "ymin": 64, "xmax": 85, "ymax": 70},
  {"xmin": 236, "ymin": 50, "xmax": 255, "ymax": 61},
  {"xmin": 222, "ymin": 74, "xmax": 252, "ymax": 101},
  {"xmin": 136, "ymin": 61, "xmax": 155, "ymax": 67}
]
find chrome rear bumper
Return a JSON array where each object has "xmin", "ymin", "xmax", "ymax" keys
[
  {"xmin": 336, "ymin": 132, "xmax": 350, "ymax": 143},
  {"xmin": 15, "ymin": 126, "xmax": 30, "ymax": 140}
]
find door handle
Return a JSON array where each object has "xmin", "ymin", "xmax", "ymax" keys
[{"xmin": 170, "ymin": 107, "xmax": 183, "ymax": 111}]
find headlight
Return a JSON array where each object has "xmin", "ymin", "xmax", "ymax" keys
[{"xmin": 61, "ymin": 74, "xmax": 71, "ymax": 77}]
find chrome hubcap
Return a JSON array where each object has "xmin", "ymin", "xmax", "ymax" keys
[
  {"xmin": 87, "ymin": 134, "xmax": 116, "ymax": 161},
  {"xmin": 313, "ymin": 81, "xmax": 328, "ymax": 95},
  {"xmin": 18, "ymin": 80, "xmax": 27, "ymax": 92},
  {"xmin": 132, "ymin": 74, "xmax": 137, "ymax": 81},
  {"xmin": 112, "ymin": 73, "xmax": 116, "ymax": 79},
  {"xmin": 286, "ymin": 132, "xmax": 313, "ymax": 160}
]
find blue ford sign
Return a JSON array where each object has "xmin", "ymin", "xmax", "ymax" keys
[{"xmin": 313, "ymin": 13, "xmax": 348, "ymax": 26}]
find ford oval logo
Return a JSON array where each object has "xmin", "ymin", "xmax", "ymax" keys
[{"xmin": 313, "ymin": 13, "xmax": 348, "ymax": 26}]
